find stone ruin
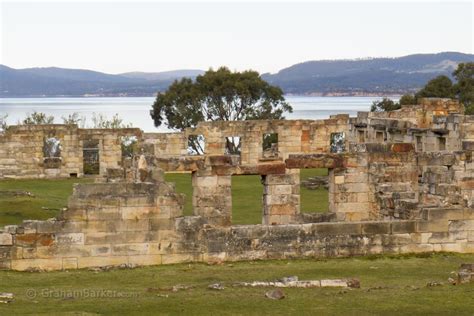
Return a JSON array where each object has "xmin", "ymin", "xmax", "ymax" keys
[{"xmin": 1, "ymin": 98, "xmax": 474, "ymax": 270}]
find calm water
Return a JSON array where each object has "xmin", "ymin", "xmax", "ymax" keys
[{"xmin": 0, "ymin": 96, "xmax": 389, "ymax": 132}]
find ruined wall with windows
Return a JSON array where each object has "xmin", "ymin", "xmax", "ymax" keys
[
  {"xmin": 0, "ymin": 125, "xmax": 142, "ymax": 179},
  {"xmin": 1, "ymin": 98, "xmax": 474, "ymax": 271}
]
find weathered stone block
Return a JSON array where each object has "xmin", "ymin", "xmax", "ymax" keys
[
  {"xmin": 0, "ymin": 233, "xmax": 12, "ymax": 246},
  {"xmin": 112, "ymin": 243, "xmax": 150, "ymax": 256},
  {"xmin": 77, "ymin": 256, "xmax": 130, "ymax": 269},
  {"xmin": 315, "ymin": 222, "xmax": 362, "ymax": 236},
  {"xmin": 361, "ymin": 222, "xmax": 391, "ymax": 234},
  {"xmin": 128, "ymin": 254, "xmax": 162, "ymax": 266},
  {"xmin": 62, "ymin": 257, "xmax": 78, "ymax": 270},
  {"xmin": 15, "ymin": 233, "xmax": 55, "ymax": 247},
  {"xmin": 417, "ymin": 220, "xmax": 449, "ymax": 233},
  {"xmin": 423, "ymin": 208, "xmax": 464, "ymax": 221},
  {"xmin": 267, "ymin": 204, "xmax": 297, "ymax": 215},
  {"xmin": 391, "ymin": 221, "xmax": 417, "ymax": 234},
  {"xmin": 55, "ymin": 233, "xmax": 84, "ymax": 245},
  {"xmin": 11, "ymin": 258, "xmax": 63, "ymax": 271}
]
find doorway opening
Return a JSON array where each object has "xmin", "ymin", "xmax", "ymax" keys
[
  {"xmin": 231, "ymin": 175, "xmax": 264, "ymax": 225},
  {"xmin": 299, "ymin": 168, "xmax": 329, "ymax": 213},
  {"xmin": 164, "ymin": 172, "xmax": 193, "ymax": 216}
]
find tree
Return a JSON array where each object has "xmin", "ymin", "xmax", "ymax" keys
[
  {"xmin": 399, "ymin": 94, "xmax": 416, "ymax": 106},
  {"xmin": 370, "ymin": 98, "xmax": 401, "ymax": 112},
  {"xmin": 415, "ymin": 75, "xmax": 454, "ymax": 99},
  {"xmin": 453, "ymin": 62, "xmax": 474, "ymax": 114},
  {"xmin": 150, "ymin": 67, "xmax": 292, "ymax": 154},
  {"xmin": 22, "ymin": 111, "xmax": 54, "ymax": 125}
]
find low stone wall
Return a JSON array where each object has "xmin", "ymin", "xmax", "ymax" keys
[{"xmin": 1, "ymin": 203, "xmax": 473, "ymax": 270}]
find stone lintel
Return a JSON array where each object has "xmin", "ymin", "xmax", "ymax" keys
[{"xmin": 285, "ymin": 154, "xmax": 346, "ymax": 169}]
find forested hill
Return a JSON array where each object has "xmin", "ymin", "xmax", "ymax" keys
[
  {"xmin": 262, "ymin": 52, "xmax": 474, "ymax": 95},
  {"xmin": 1, "ymin": 52, "xmax": 473, "ymax": 97}
]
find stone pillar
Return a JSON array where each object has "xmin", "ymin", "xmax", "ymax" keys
[
  {"xmin": 192, "ymin": 171, "xmax": 232, "ymax": 226},
  {"xmin": 330, "ymin": 165, "xmax": 371, "ymax": 221},
  {"xmin": 263, "ymin": 170, "xmax": 300, "ymax": 225}
]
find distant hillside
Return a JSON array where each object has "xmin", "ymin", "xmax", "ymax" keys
[
  {"xmin": 1, "ymin": 52, "xmax": 473, "ymax": 97},
  {"xmin": 262, "ymin": 52, "xmax": 474, "ymax": 95},
  {"xmin": 120, "ymin": 70, "xmax": 204, "ymax": 81},
  {"xmin": 0, "ymin": 66, "xmax": 203, "ymax": 97}
]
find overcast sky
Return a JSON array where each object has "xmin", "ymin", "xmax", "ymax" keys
[{"xmin": 1, "ymin": 1, "xmax": 473, "ymax": 74}]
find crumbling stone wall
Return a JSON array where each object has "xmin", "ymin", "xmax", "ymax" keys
[
  {"xmin": 350, "ymin": 99, "xmax": 465, "ymax": 153},
  {"xmin": 0, "ymin": 125, "xmax": 141, "ymax": 179},
  {"xmin": 0, "ymin": 174, "xmax": 185, "ymax": 270},
  {"xmin": 1, "ymin": 98, "xmax": 474, "ymax": 270},
  {"xmin": 1, "ymin": 171, "xmax": 473, "ymax": 270},
  {"xmin": 0, "ymin": 125, "xmax": 82, "ymax": 178},
  {"xmin": 143, "ymin": 132, "xmax": 187, "ymax": 158},
  {"xmin": 186, "ymin": 116, "xmax": 350, "ymax": 163}
]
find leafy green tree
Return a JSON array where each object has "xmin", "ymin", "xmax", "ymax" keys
[
  {"xmin": 399, "ymin": 94, "xmax": 416, "ymax": 106},
  {"xmin": 453, "ymin": 62, "xmax": 474, "ymax": 114},
  {"xmin": 150, "ymin": 67, "xmax": 292, "ymax": 154},
  {"xmin": 415, "ymin": 75, "xmax": 454, "ymax": 99},
  {"xmin": 22, "ymin": 111, "xmax": 54, "ymax": 125},
  {"xmin": 370, "ymin": 98, "xmax": 401, "ymax": 112}
]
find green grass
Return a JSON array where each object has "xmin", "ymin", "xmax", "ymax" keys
[
  {"xmin": 0, "ymin": 253, "xmax": 473, "ymax": 315},
  {"xmin": 0, "ymin": 178, "xmax": 93, "ymax": 226},
  {"xmin": 164, "ymin": 173, "xmax": 194, "ymax": 216},
  {"xmin": 166, "ymin": 169, "xmax": 329, "ymax": 225},
  {"xmin": 300, "ymin": 168, "xmax": 329, "ymax": 213},
  {"xmin": 0, "ymin": 171, "xmax": 329, "ymax": 227},
  {"xmin": 232, "ymin": 175, "xmax": 264, "ymax": 224}
]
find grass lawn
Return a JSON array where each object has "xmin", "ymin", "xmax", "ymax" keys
[
  {"xmin": 0, "ymin": 178, "xmax": 93, "ymax": 226},
  {"xmin": 0, "ymin": 253, "xmax": 473, "ymax": 315},
  {"xmin": 0, "ymin": 170, "xmax": 329, "ymax": 227},
  {"xmin": 166, "ymin": 168, "xmax": 329, "ymax": 225}
]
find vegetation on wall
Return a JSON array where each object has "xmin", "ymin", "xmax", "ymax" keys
[
  {"xmin": 62, "ymin": 112, "xmax": 86, "ymax": 127},
  {"xmin": 21, "ymin": 111, "xmax": 55, "ymax": 125},
  {"xmin": 90, "ymin": 113, "xmax": 133, "ymax": 129},
  {"xmin": 13, "ymin": 112, "xmax": 133, "ymax": 129}
]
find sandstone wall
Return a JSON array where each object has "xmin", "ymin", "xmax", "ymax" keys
[
  {"xmin": 143, "ymin": 133, "xmax": 187, "ymax": 158},
  {"xmin": 1, "ymin": 193, "xmax": 473, "ymax": 270},
  {"xmin": 1, "ymin": 98, "xmax": 474, "ymax": 271},
  {"xmin": 187, "ymin": 116, "xmax": 350, "ymax": 163},
  {"xmin": 2, "ymin": 141, "xmax": 474, "ymax": 271},
  {"xmin": 0, "ymin": 125, "xmax": 141, "ymax": 179}
]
